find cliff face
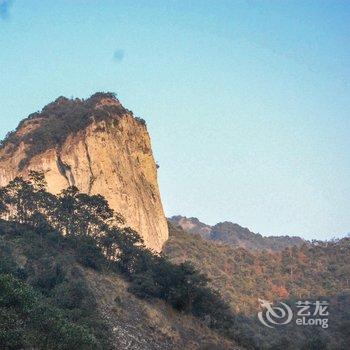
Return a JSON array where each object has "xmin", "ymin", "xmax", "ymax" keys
[{"xmin": 0, "ymin": 93, "xmax": 168, "ymax": 252}]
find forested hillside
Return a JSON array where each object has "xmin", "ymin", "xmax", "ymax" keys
[
  {"xmin": 0, "ymin": 174, "xmax": 349, "ymax": 349},
  {"xmin": 0, "ymin": 174, "xmax": 242, "ymax": 349},
  {"xmin": 0, "ymin": 220, "xmax": 241, "ymax": 350},
  {"xmin": 165, "ymin": 223, "xmax": 350, "ymax": 349}
]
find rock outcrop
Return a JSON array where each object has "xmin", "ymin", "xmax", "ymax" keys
[{"xmin": 0, "ymin": 93, "xmax": 168, "ymax": 251}]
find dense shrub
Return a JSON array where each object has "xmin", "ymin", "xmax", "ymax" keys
[
  {"xmin": 0, "ymin": 273, "xmax": 101, "ymax": 349},
  {"xmin": 74, "ymin": 236, "xmax": 106, "ymax": 270}
]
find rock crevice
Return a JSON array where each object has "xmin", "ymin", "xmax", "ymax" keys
[
  {"xmin": 56, "ymin": 153, "xmax": 75, "ymax": 187},
  {"xmin": 82, "ymin": 135, "xmax": 96, "ymax": 194}
]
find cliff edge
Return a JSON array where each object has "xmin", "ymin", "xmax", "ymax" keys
[{"xmin": 0, "ymin": 92, "xmax": 168, "ymax": 251}]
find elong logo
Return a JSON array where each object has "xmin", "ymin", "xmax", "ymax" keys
[{"xmin": 258, "ymin": 298, "xmax": 329, "ymax": 329}]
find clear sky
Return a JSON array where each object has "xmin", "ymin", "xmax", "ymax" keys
[{"xmin": 1, "ymin": 0, "xmax": 349, "ymax": 240}]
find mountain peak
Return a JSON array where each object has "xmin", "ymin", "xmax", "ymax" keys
[
  {"xmin": 0, "ymin": 92, "xmax": 138, "ymax": 169},
  {"xmin": 0, "ymin": 93, "xmax": 168, "ymax": 251}
]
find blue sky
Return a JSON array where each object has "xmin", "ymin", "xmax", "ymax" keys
[{"xmin": 1, "ymin": 0, "xmax": 349, "ymax": 240}]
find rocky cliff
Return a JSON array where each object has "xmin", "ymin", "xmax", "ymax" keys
[{"xmin": 0, "ymin": 93, "xmax": 168, "ymax": 251}]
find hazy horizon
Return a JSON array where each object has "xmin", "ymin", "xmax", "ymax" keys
[{"xmin": 1, "ymin": 1, "xmax": 349, "ymax": 240}]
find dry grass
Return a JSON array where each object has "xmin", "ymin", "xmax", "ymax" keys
[{"xmin": 83, "ymin": 268, "xmax": 243, "ymax": 350}]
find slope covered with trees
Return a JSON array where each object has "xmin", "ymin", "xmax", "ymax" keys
[
  {"xmin": 1, "ymin": 173, "xmax": 349, "ymax": 349},
  {"xmin": 0, "ymin": 221, "xmax": 111, "ymax": 349},
  {"xmin": 0, "ymin": 173, "xmax": 244, "ymax": 349},
  {"xmin": 165, "ymin": 223, "xmax": 350, "ymax": 349}
]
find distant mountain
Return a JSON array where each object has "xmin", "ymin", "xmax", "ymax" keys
[
  {"xmin": 169, "ymin": 215, "xmax": 304, "ymax": 251},
  {"xmin": 169, "ymin": 215, "xmax": 212, "ymax": 239}
]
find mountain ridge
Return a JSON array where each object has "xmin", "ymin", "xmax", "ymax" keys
[{"xmin": 169, "ymin": 215, "xmax": 304, "ymax": 251}]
